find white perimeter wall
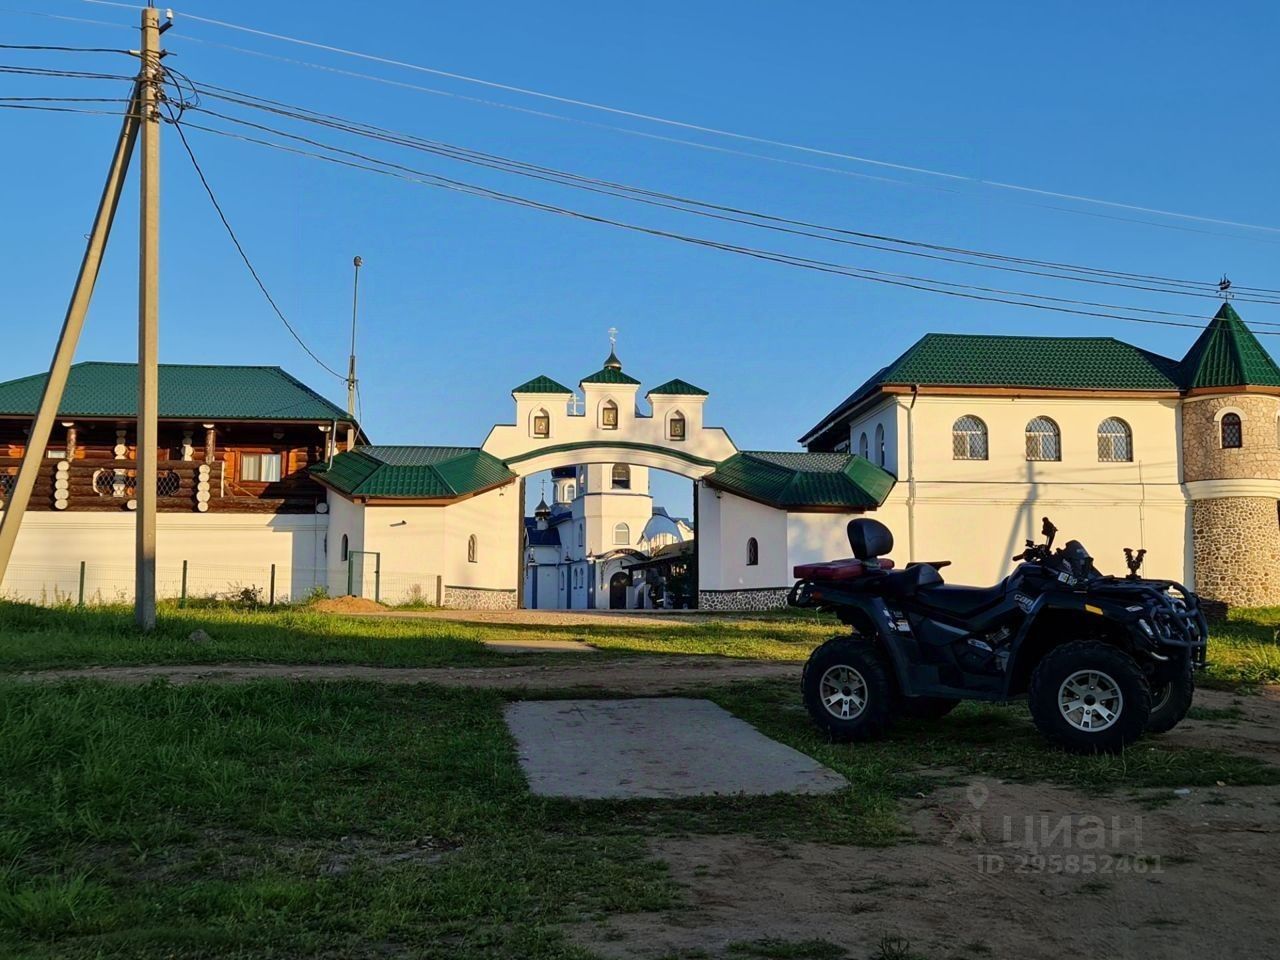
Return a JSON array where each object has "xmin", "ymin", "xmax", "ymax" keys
[{"xmin": 0, "ymin": 510, "xmax": 328, "ymax": 603}]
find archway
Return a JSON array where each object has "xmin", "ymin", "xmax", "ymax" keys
[{"xmin": 608, "ymin": 571, "xmax": 628, "ymax": 609}]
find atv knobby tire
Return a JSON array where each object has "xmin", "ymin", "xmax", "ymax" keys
[
  {"xmin": 801, "ymin": 636, "xmax": 896, "ymax": 742},
  {"xmin": 1147, "ymin": 656, "xmax": 1195, "ymax": 734},
  {"xmin": 1029, "ymin": 641, "xmax": 1150, "ymax": 753}
]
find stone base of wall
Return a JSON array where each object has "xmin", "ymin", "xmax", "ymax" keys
[
  {"xmin": 443, "ymin": 586, "xmax": 518, "ymax": 611},
  {"xmin": 1192, "ymin": 496, "xmax": 1280, "ymax": 609},
  {"xmin": 698, "ymin": 588, "xmax": 790, "ymax": 612}
]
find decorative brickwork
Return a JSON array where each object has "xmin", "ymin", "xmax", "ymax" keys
[
  {"xmin": 1192, "ymin": 497, "xmax": 1280, "ymax": 608},
  {"xmin": 443, "ymin": 586, "xmax": 518, "ymax": 610},
  {"xmin": 698, "ymin": 587, "xmax": 790, "ymax": 611},
  {"xmin": 1182, "ymin": 395, "xmax": 1280, "ymax": 482}
]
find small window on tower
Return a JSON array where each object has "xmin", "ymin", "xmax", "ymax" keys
[
  {"xmin": 612, "ymin": 464, "xmax": 631, "ymax": 489},
  {"xmin": 669, "ymin": 412, "xmax": 686, "ymax": 440},
  {"xmin": 601, "ymin": 400, "xmax": 619, "ymax": 429},
  {"xmin": 1221, "ymin": 413, "xmax": 1243, "ymax": 449}
]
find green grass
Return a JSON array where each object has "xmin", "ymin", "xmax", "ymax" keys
[
  {"xmin": 3, "ymin": 670, "xmax": 1276, "ymax": 959},
  {"xmin": 0, "ymin": 601, "xmax": 832, "ymax": 672},
  {"xmin": 1205, "ymin": 607, "xmax": 1280, "ymax": 686}
]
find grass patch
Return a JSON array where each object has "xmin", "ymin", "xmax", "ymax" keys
[
  {"xmin": 1206, "ymin": 608, "xmax": 1280, "ymax": 686},
  {"xmin": 0, "ymin": 601, "xmax": 831, "ymax": 672}
]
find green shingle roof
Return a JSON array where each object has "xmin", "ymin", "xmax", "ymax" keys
[
  {"xmin": 704, "ymin": 451, "xmax": 895, "ymax": 510},
  {"xmin": 0, "ymin": 362, "xmax": 350, "ymax": 422},
  {"xmin": 647, "ymin": 378, "xmax": 709, "ymax": 397},
  {"xmin": 801, "ymin": 333, "xmax": 1185, "ymax": 444},
  {"xmin": 1180, "ymin": 302, "xmax": 1280, "ymax": 390},
  {"xmin": 311, "ymin": 445, "xmax": 516, "ymax": 499},
  {"xmin": 512, "ymin": 374, "xmax": 573, "ymax": 395},
  {"xmin": 581, "ymin": 366, "xmax": 641, "ymax": 386}
]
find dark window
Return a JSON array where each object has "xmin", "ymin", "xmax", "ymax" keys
[
  {"xmin": 1221, "ymin": 413, "xmax": 1243, "ymax": 449},
  {"xmin": 612, "ymin": 464, "xmax": 631, "ymax": 489},
  {"xmin": 746, "ymin": 537, "xmax": 759, "ymax": 566},
  {"xmin": 341, "ymin": 534, "xmax": 349, "ymax": 562}
]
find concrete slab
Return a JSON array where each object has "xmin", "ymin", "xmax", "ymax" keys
[
  {"xmin": 505, "ymin": 698, "xmax": 848, "ymax": 799},
  {"xmin": 482, "ymin": 639, "xmax": 596, "ymax": 654}
]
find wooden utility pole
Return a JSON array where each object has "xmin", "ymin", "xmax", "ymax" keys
[
  {"xmin": 135, "ymin": 5, "xmax": 163, "ymax": 630},
  {"xmin": 0, "ymin": 85, "xmax": 142, "ymax": 582},
  {"xmin": 347, "ymin": 255, "xmax": 362, "ymax": 418}
]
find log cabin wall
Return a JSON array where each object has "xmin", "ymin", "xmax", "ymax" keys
[{"xmin": 0, "ymin": 417, "xmax": 330, "ymax": 515}]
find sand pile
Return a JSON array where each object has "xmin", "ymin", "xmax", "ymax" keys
[{"xmin": 309, "ymin": 595, "xmax": 387, "ymax": 614}]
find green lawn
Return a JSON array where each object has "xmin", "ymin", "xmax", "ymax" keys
[
  {"xmin": 0, "ymin": 600, "xmax": 1276, "ymax": 688},
  {"xmin": 2, "ymin": 677, "xmax": 1276, "ymax": 959}
]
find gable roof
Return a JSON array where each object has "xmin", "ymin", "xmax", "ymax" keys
[
  {"xmin": 524, "ymin": 517, "xmax": 562, "ymax": 547},
  {"xmin": 0, "ymin": 361, "xmax": 350, "ymax": 422},
  {"xmin": 512, "ymin": 374, "xmax": 573, "ymax": 395},
  {"xmin": 581, "ymin": 366, "xmax": 642, "ymax": 386},
  {"xmin": 311, "ymin": 445, "xmax": 515, "ymax": 500},
  {"xmin": 704, "ymin": 450, "xmax": 895, "ymax": 511},
  {"xmin": 647, "ymin": 378, "xmax": 709, "ymax": 397},
  {"xmin": 1180, "ymin": 302, "xmax": 1280, "ymax": 390},
  {"xmin": 801, "ymin": 333, "xmax": 1185, "ymax": 444}
]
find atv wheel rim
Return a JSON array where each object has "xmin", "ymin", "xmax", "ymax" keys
[
  {"xmin": 1151, "ymin": 683, "xmax": 1172, "ymax": 713},
  {"xmin": 819, "ymin": 665, "xmax": 868, "ymax": 721},
  {"xmin": 1057, "ymin": 669, "xmax": 1124, "ymax": 733}
]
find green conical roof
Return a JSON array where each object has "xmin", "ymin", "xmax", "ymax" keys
[{"xmin": 1180, "ymin": 303, "xmax": 1280, "ymax": 390}]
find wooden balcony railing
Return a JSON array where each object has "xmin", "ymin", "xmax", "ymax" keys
[{"xmin": 0, "ymin": 457, "xmax": 322, "ymax": 514}]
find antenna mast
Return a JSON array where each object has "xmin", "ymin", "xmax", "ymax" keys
[{"xmin": 347, "ymin": 255, "xmax": 363, "ymax": 418}]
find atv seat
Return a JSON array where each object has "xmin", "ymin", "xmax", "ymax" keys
[
  {"xmin": 793, "ymin": 558, "xmax": 894, "ymax": 581},
  {"xmin": 916, "ymin": 582, "xmax": 1008, "ymax": 616}
]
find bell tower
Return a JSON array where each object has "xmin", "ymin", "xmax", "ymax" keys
[{"xmin": 1181, "ymin": 302, "xmax": 1280, "ymax": 609}]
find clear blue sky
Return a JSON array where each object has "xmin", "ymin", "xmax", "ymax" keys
[{"xmin": 4, "ymin": 1, "xmax": 1280, "ymax": 514}]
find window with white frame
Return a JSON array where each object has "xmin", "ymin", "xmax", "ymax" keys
[
  {"xmin": 1220, "ymin": 412, "xmax": 1243, "ymax": 449},
  {"xmin": 241, "ymin": 452, "xmax": 283, "ymax": 482},
  {"xmin": 1025, "ymin": 417, "xmax": 1061, "ymax": 461},
  {"xmin": 613, "ymin": 522, "xmax": 630, "ymax": 545},
  {"xmin": 952, "ymin": 415, "xmax": 988, "ymax": 460},
  {"xmin": 1097, "ymin": 418, "xmax": 1133, "ymax": 462}
]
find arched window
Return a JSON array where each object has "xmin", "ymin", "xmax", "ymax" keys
[
  {"xmin": 601, "ymin": 399, "xmax": 619, "ymax": 430},
  {"xmin": 858, "ymin": 432, "xmax": 869, "ymax": 459},
  {"xmin": 1025, "ymin": 417, "xmax": 1061, "ymax": 461},
  {"xmin": 564, "ymin": 481, "xmax": 576, "ymax": 500},
  {"xmin": 612, "ymin": 464, "xmax": 631, "ymax": 490},
  {"xmin": 668, "ymin": 411, "xmax": 686, "ymax": 441},
  {"xmin": 952, "ymin": 415, "xmax": 988, "ymax": 460},
  {"xmin": 467, "ymin": 534, "xmax": 478, "ymax": 563},
  {"xmin": 874, "ymin": 424, "xmax": 886, "ymax": 467},
  {"xmin": 577, "ymin": 523, "xmax": 584, "ymax": 548},
  {"xmin": 1221, "ymin": 412, "xmax": 1243, "ymax": 449},
  {"xmin": 613, "ymin": 522, "xmax": 630, "ymax": 546},
  {"xmin": 531, "ymin": 408, "xmax": 550, "ymax": 438},
  {"xmin": 746, "ymin": 537, "xmax": 759, "ymax": 566},
  {"xmin": 1097, "ymin": 417, "xmax": 1133, "ymax": 462},
  {"xmin": 340, "ymin": 534, "xmax": 349, "ymax": 562}
]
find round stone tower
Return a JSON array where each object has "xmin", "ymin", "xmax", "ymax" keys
[{"xmin": 1182, "ymin": 303, "xmax": 1280, "ymax": 609}]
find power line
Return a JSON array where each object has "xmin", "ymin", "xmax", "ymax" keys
[
  {"xmin": 181, "ymin": 84, "xmax": 1280, "ymax": 307},
  {"xmin": 165, "ymin": 107, "xmax": 347, "ymax": 381},
  {"xmin": 169, "ymin": 111, "xmax": 1280, "ymax": 337},
  {"xmin": 0, "ymin": 42, "xmax": 129, "ymax": 52},
  {"xmin": 155, "ymin": 4, "xmax": 1280, "ymax": 236}
]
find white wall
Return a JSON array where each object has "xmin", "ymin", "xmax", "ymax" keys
[
  {"xmin": 0, "ymin": 510, "xmax": 328, "ymax": 603},
  {"xmin": 697, "ymin": 486, "xmax": 789, "ymax": 590}
]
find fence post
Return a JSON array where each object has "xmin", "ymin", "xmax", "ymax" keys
[
  {"xmin": 374, "ymin": 554, "xmax": 381, "ymax": 603},
  {"xmin": 269, "ymin": 563, "xmax": 276, "ymax": 606},
  {"xmin": 435, "ymin": 574, "xmax": 443, "ymax": 607},
  {"xmin": 180, "ymin": 559, "xmax": 188, "ymax": 608},
  {"xmin": 78, "ymin": 560, "xmax": 86, "ymax": 608},
  {"xmin": 346, "ymin": 558, "xmax": 354, "ymax": 597}
]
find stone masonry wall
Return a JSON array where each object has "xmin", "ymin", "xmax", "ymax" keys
[
  {"xmin": 1183, "ymin": 395, "xmax": 1280, "ymax": 482},
  {"xmin": 1192, "ymin": 497, "xmax": 1280, "ymax": 608},
  {"xmin": 698, "ymin": 588, "xmax": 791, "ymax": 611},
  {"xmin": 443, "ymin": 586, "xmax": 518, "ymax": 611}
]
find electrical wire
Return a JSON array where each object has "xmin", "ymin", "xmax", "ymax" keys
[
  {"xmin": 181, "ymin": 88, "xmax": 1280, "ymax": 308},
  {"xmin": 164, "ymin": 104, "xmax": 347, "ymax": 381},
  {"xmin": 169, "ymin": 112, "xmax": 1280, "ymax": 336},
  {"xmin": 148, "ymin": 4, "xmax": 1280, "ymax": 236},
  {"xmin": 0, "ymin": 42, "xmax": 129, "ymax": 52}
]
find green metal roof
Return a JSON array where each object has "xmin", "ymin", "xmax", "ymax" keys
[
  {"xmin": 0, "ymin": 362, "xmax": 350, "ymax": 422},
  {"xmin": 704, "ymin": 451, "xmax": 895, "ymax": 510},
  {"xmin": 801, "ymin": 333, "xmax": 1184, "ymax": 444},
  {"xmin": 1180, "ymin": 302, "xmax": 1280, "ymax": 390},
  {"xmin": 512, "ymin": 374, "xmax": 573, "ymax": 395},
  {"xmin": 581, "ymin": 366, "xmax": 642, "ymax": 386},
  {"xmin": 311, "ymin": 445, "xmax": 516, "ymax": 499},
  {"xmin": 647, "ymin": 378, "xmax": 709, "ymax": 397}
]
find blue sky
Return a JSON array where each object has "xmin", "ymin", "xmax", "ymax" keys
[{"xmin": 4, "ymin": 1, "xmax": 1279, "ymax": 513}]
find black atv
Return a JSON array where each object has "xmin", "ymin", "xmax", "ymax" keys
[{"xmin": 789, "ymin": 517, "xmax": 1208, "ymax": 753}]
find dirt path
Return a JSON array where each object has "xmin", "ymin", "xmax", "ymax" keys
[
  {"xmin": 576, "ymin": 775, "xmax": 1280, "ymax": 960},
  {"xmin": 14, "ymin": 656, "xmax": 799, "ymax": 691},
  {"xmin": 332, "ymin": 607, "xmax": 771, "ymax": 627}
]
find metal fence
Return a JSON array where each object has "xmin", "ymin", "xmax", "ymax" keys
[{"xmin": 0, "ymin": 558, "xmax": 445, "ymax": 607}]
